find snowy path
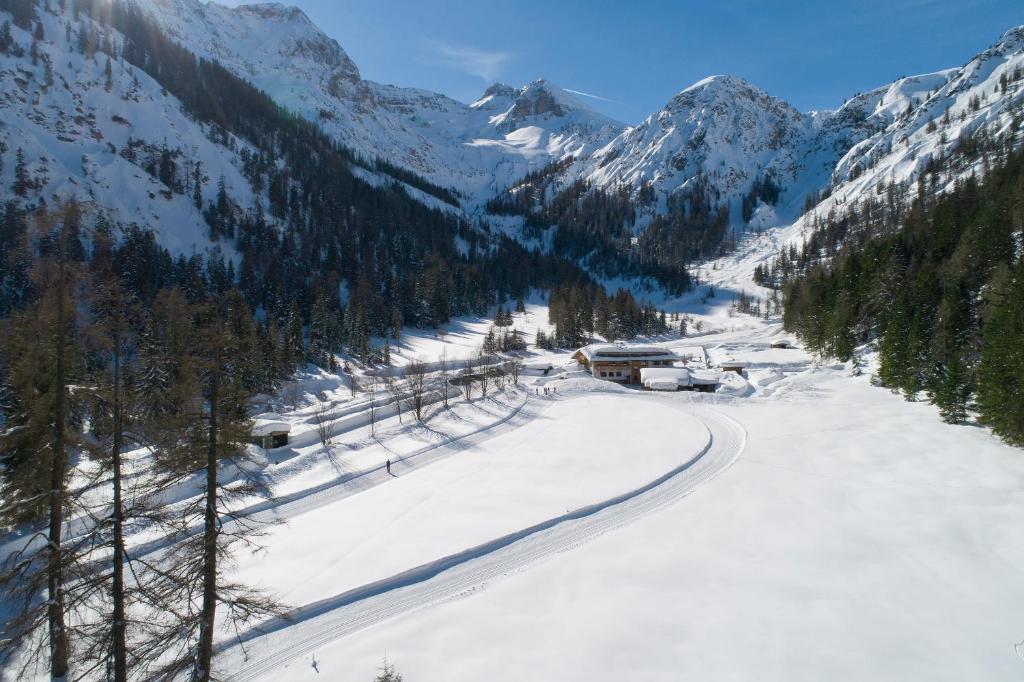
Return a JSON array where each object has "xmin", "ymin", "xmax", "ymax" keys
[
  {"xmin": 123, "ymin": 392, "xmax": 540, "ymax": 563},
  {"xmin": 216, "ymin": 403, "xmax": 746, "ymax": 681}
]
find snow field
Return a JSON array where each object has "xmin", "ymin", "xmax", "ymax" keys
[
  {"xmin": 229, "ymin": 393, "xmax": 710, "ymax": 607},
  {"xmin": 282, "ymin": 364, "xmax": 1024, "ymax": 682}
]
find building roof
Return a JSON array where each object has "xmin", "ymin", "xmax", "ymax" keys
[
  {"xmin": 252, "ymin": 414, "xmax": 291, "ymax": 437},
  {"xmin": 689, "ymin": 370, "xmax": 723, "ymax": 385},
  {"xmin": 575, "ymin": 343, "xmax": 679, "ymax": 363},
  {"xmin": 639, "ymin": 367, "xmax": 692, "ymax": 387}
]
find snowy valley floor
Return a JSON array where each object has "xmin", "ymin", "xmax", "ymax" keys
[
  {"xmin": 198, "ymin": 321, "xmax": 1024, "ymax": 682},
  {"xmin": 3, "ymin": 275, "xmax": 1023, "ymax": 681}
]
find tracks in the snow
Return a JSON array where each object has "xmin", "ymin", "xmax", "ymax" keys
[
  {"xmin": 218, "ymin": 402, "xmax": 746, "ymax": 682},
  {"xmin": 124, "ymin": 393, "xmax": 537, "ymax": 563}
]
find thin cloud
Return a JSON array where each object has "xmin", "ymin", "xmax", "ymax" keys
[
  {"xmin": 423, "ymin": 41, "xmax": 515, "ymax": 82},
  {"xmin": 563, "ymin": 87, "xmax": 622, "ymax": 105}
]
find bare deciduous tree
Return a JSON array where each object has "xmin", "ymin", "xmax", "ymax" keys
[
  {"xmin": 508, "ymin": 358, "xmax": 523, "ymax": 385},
  {"xmin": 493, "ymin": 360, "xmax": 508, "ymax": 390},
  {"xmin": 133, "ymin": 308, "xmax": 281, "ymax": 682},
  {"xmin": 314, "ymin": 399, "xmax": 334, "ymax": 451},
  {"xmin": 366, "ymin": 374, "xmax": 380, "ymax": 438},
  {"xmin": 385, "ymin": 369, "xmax": 403, "ymax": 424},
  {"xmin": 0, "ymin": 206, "xmax": 81, "ymax": 680},
  {"xmin": 462, "ymin": 354, "xmax": 476, "ymax": 401},
  {"xmin": 403, "ymin": 358, "xmax": 430, "ymax": 422},
  {"xmin": 439, "ymin": 348, "xmax": 451, "ymax": 409},
  {"xmin": 476, "ymin": 349, "xmax": 492, "ymax": 398}
]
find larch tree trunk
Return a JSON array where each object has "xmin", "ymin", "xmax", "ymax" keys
[
  {"xmin": 194, "ymin": 361, "xmax": 219, "ymax": 682},
  {"xmin": 110, "ymin": 326, "xmax": 128, "ymax": 682},
  {"xmin": 47, "ymin": 256, "xmax": 70, "ymax": 680}
]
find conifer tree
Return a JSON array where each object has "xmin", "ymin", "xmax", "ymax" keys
[
  {"xmin": 137, "ymin": 288, "xmax": 198, "ymax": 460},
  {"xmin": 13, "ymin": 147, "xmax": 29, "ymax": 197},
  {"xmin": 0, "ymin": 203, "xmax": 83, "ymax": 679},
  {"xmin": 141, "ymin": 300, "xmax": 278, "ymax": 681},
  {"xmin": 0, "ymin": 21, "xmax": 13, "ymax": 54},
  {"xmin": 928, "ymin": 288, "xmax": 972, "ymax": 423},
  {"xmin": 82, "ymin": 255, "xmax": 139, "ymax": 682},
  {"xmin": 977, "ymin": 263, "xmax": 1024, "ymax": 444},
  {"xmin": 284, "ymin": 300, "xmax": 304, "ymax": 369}
]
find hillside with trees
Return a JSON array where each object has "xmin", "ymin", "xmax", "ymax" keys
[{"xmin": 779, "ymin": 145, "xmax": 1024, "ymax": 444}]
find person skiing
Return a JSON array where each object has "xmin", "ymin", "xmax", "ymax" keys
[{"xmin": 386, "ymin": 458, "xmax": 392, "ymax": 475}]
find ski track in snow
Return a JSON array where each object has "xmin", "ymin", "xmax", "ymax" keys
[
  {"xmin": 216, "ymin": 401, "xmax": 746, "ymax": 681},
  {"xmin": 125, "ymin": 391, "xmax": 540, "ymax": 562}
]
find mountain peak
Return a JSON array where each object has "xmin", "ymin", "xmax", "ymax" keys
[
  {"xmin": 672, "ymin": 74, "xmax": 765, "ymax": 103},
  {"xmin": 512, "ymin": 78, "xmax": 574, "ymax": 117},
  {"xmin": 482, "ymin": 82, "xmax": 517, "ymax": 99},
  {"xmin": 145, "ymin": 0, "xmax": 361, "ymax": 82},
  {"xmin": 685, "ymin": 74, "xmax": 748, "ymax": 89},
  {"xmin": 227, "ymin": 2, "xmax": 314, "ymax": 25},
  {"xmin": 994, "ymin": 24, "xmax": 1024, "ymax": 53},
  {"xmin": 471, "ymin": 82, "xmax": 518, "ymax": 110}
]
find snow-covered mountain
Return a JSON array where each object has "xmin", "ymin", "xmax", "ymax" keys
[
  {"xmin": 140, "ymin": 0, "xmax": 623, "ymax": 204},
  {"xmin": 566, "ymin": 25, "xmax": 1023, "ymax": 234},
  {"xmin": 0, "ymin": 0, "xmax": 621, "ymax": 260},
  {"xmin": 802, "ymin": 26, "xmax": 1024, "ymax": 227},
  {"xmin": 509, "ymin": 28, "xmax": 1024, "ymax": 240},
  {"xmin": 577, "ymin": 75, "xmax": 823, "ymax": 227},
  {"xmin": 2, "ymin": 0, "xmax": 1023, "ymax": 269},
  {"xmin": 0, "ymin": 1, "xmax": 255, "ymax": 255}
]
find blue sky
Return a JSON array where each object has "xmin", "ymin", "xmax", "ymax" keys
[{"xmin": 226, "ymin": 0, "xmax": 1024, "ymax": 123}]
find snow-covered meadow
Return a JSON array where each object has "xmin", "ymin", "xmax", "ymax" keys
[
  {"xmin": 298, "ymin": 358, "xmax": 1024, "ymax": 682},
  {"xmin": 186, "ymin": 287, "xmax": 1024, "ymax": 682}
]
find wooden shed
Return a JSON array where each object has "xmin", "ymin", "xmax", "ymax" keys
[
  {"xmin": 719, "ymin": 359, "xmax": 747, "ymax": 375},
  {"xmin": 252, "ymin": 413, "xmax": 291, "ymax": 449}
]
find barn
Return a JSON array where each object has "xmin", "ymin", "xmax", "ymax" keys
[{"xmin": 572, "ymin": 343, "xmax": 680, "ymax": 384}]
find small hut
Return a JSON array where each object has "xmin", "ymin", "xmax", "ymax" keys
[
  {"xmin": 770, "ymin": 339, "xmax": 794, "ymax": 349},
  {"xmin": 524, "ymin": 361, "xmax": 555, "ymax": 376},
  {"xmin": 252, "ymin": 413, "xmax": 291, "ymax": 449},
  {"xmin": 719, "ymin": 359, "xmax": 747, "ymax": 376}
]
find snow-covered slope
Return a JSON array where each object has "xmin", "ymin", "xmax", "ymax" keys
[
  {"xmin": 806, "ymin": 26, "xmax": 1024, "ymax": 223},
  {"xmin": 580, "ymin": 75, "xmax": 822, "ymax": 225},
  {"xmin": 140, "ymin": 0, "xmax": 624, "ymax": 205},
  {"xmin": 524, "ymin": 27, "xmax": 1024, "ymax": 240},
  {"xmin": 0, "ymin": 3, "xmax": 257, "ymax": 254}
]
